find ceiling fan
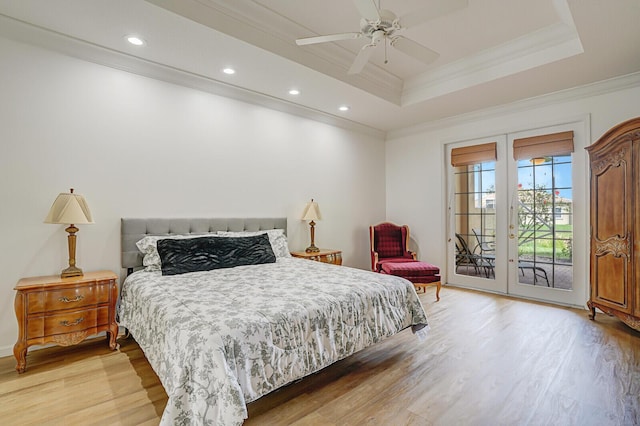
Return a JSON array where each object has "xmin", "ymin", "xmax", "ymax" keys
[{"xmin": 295, "ymin": 0, "xmax": 468, "ymax": 75}]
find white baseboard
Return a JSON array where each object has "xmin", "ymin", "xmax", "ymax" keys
[{"xmin": 0, "ymin": 344, "xmax": 13, "ymax": 359}]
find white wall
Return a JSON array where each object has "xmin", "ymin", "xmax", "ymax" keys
[
  {"xmin": 0, "ymin": 37, "xmax": 387, "ymax": 356},
  {"xmin": 386, "ymin": 80, "xmax": 640, "ymax": 300}
]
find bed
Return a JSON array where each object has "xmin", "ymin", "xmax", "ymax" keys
[{"xmin": 117, "ymin": 217, "xmax": 429, "ymax": 425}]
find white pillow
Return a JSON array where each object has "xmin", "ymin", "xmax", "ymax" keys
[
  {"xmin": 136, "ymin": 234, "xmax": 215, "ymax": 271},
  {"xmin": 217, "ymin": 229, "xmax": 291, "ymax": 258}
]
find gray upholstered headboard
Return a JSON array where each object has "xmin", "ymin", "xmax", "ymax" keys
[{"xmin": 121, "ymin": 217, "xmax": 287, "ymax": 271}]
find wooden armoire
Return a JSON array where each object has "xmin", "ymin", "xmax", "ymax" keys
[{"xmin": 586, "ymin": 117, "xmax": 640, "ymax": 331}]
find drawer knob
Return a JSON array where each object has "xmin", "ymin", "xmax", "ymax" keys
[
  {"xmin": 60, "ymin": 317, "xmax": 84, "ymax": 327},
  {"xmin": 58, "ymin": 295, "xmax": 84, "ymax": 303}
]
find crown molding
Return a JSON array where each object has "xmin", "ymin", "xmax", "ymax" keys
[
  {"xmin": 0, "ymin": 12, "xmax": 385, "ymax": 139},
  {"xmin": 388, "ymin": 71, "xmax": 640, "ymax": 140},
  {"xmin": 402, "ymin": 22, "xmax": 583, "ymax": 105}
]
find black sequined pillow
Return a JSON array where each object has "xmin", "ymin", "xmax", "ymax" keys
[{"xmin": 157, "ymin": 234, "xmax": 276, "ymax": 276}]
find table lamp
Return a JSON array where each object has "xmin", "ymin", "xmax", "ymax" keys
[
  {"xmin": 44, "ymin": 188, "xmax": 94, "ymax": 278},
  {"xmin": 301, "ymin": 199, "xmax": 321, "ymax": 253}
]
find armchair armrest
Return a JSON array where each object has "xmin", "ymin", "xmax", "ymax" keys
[{"xmin": 371, "ymin": 251, "xmax": 380, "ymax": 271}]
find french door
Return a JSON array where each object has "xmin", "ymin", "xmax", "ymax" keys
[
  {"xmin": 447, "ymin": 135, "xmax": 508, "ymax": 294},
  {"xmin": 447, "ymin": 121, "xmax": 588, "ymax": 307}
]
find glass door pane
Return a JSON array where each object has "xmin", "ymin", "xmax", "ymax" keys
[
  {"xmin": 453, "ymin": 162, "xmax": 496, "ymax": 280},
  {"xmin": 516, "ymin": 155, "xmax": 573, "ymax": 289}
]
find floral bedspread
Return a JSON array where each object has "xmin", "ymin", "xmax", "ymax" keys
[{"xmin": 117, "ymin": 257, "xmax": 428, "ymax": 425}]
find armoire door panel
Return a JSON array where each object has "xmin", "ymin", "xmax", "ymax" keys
[
  {"xmin": 595, "ymin": 255, "xmax": 628, "ymax": 309},
  {"xmin": 594, "ymin": 151, "xmax": 629, "ymax": 240}
]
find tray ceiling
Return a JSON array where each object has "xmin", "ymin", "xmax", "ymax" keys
[{"xmin": 0, "ymin": 0, "xmax": 639, "ymax": 133}]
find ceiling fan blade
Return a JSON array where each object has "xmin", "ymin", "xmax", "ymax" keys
[
  {"xmin": 353, "ymin": 0, "xmax": 381, "ymax": 21},
  {"xmin": 296, "ymin": 32, "xmax": 362, "ymax": 46},
  {"xmin": 348, "ymin": 43, "xmax": 376, "ymax": 75},
  {"xmin": 399, "ymin": 0, "xmax": 468, "ymax": 28},
  {"xmin": 391, "ymin": 36, "xmax": 439, "ymax": 65}
]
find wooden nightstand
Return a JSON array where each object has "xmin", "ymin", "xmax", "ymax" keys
[
  {"xmin": 13, "ymin": 270, "xmax": 119, "ymax": 373},
  {"xmin": 290, "ymin": 249, "xmax": 342, "ymax": 265}
]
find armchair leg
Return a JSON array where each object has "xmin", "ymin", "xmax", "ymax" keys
[{"xmin": 413, "ymin": 281, "xmax": 441, "ymax": 301}]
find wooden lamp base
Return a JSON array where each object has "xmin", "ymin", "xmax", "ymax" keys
[
  {"xmin": 61, "ymin": 265, "xmax": 83, "ymax": 278},
  {"xmin": 62, "ymin": 224, "xmax": 83, "ymax": 278},
  {"xmin": 305, "ymin": 220, "xmax": 320, "ymax": 253}
]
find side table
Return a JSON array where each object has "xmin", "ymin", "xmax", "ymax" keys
[
  {"xmin": 13, "ymin": 270, "xmax": 119, "ymax": 373},
  {"xmin": 290, "ymin": 249, "xmax": 342, "ymax": 265}
]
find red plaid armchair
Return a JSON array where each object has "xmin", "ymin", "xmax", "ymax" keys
[{"xmin": 369, "ymin": 222, "xmax": 417, "ymax": 272}]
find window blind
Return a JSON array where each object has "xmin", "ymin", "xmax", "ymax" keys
[
  {"xmin": 450, "ymin": 142, "xmax": 497, "ymax": 167},
  {"xmin": 513, "ymin": 131, "xmax": 574, "ymax": 160}
]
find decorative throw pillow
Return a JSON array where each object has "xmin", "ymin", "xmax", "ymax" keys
[
  {"xmin": 136, "ymin": 234, "xmax": 214, "ymax": 271},
  {"xmin": 217, "ymin": 229, "xmax": 291, "ymax": 258},
  {"xmin": 157, "ymin": 234, "xmax": 276, "ymax": 276}
]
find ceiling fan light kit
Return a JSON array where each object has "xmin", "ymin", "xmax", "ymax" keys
[{"xmin": 295, "ymin": 0, "xmax": 468, "ymax": 75}]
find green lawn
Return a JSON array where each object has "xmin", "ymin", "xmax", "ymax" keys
[{"xmin": 519, "ymin": 224, "xmax": 572, "ymax": 261}]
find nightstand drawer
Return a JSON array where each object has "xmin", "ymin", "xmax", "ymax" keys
[
  {"xmin": 26, "ymin": 306, "xmax": 109, "ymax": 339},
  {"xmin": 26, "ymin": 283, "xmax": 112, "ymax": 314}
]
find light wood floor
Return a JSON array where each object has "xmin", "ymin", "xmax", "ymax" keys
[{"xmin": 1, "ymin": 286, "xmax": 639, "ymax": 425}]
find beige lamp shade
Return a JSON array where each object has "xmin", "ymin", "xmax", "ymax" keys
[
  {"xmin": 44, "ymin": 189, "xmax": 94, "ymax": 225},
  {"xmin": 301, "ymin": 199, "xmax": 321, "ymax": 221}
]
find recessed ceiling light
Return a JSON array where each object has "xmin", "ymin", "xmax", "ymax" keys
[
  {"xmin": 126, "ymin": 36, "xmax": 145, "ymax": 46},
  {"xmin": 288, "ymin": 89, "xmax": 300, "ymax": 95},
  {"xmin": 223, "ymin": 68, "xmax": 236, "ymax": 75},
  {"xmin": 339, "ymin": 105, "xmax": 350, "ymax": 112}
]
